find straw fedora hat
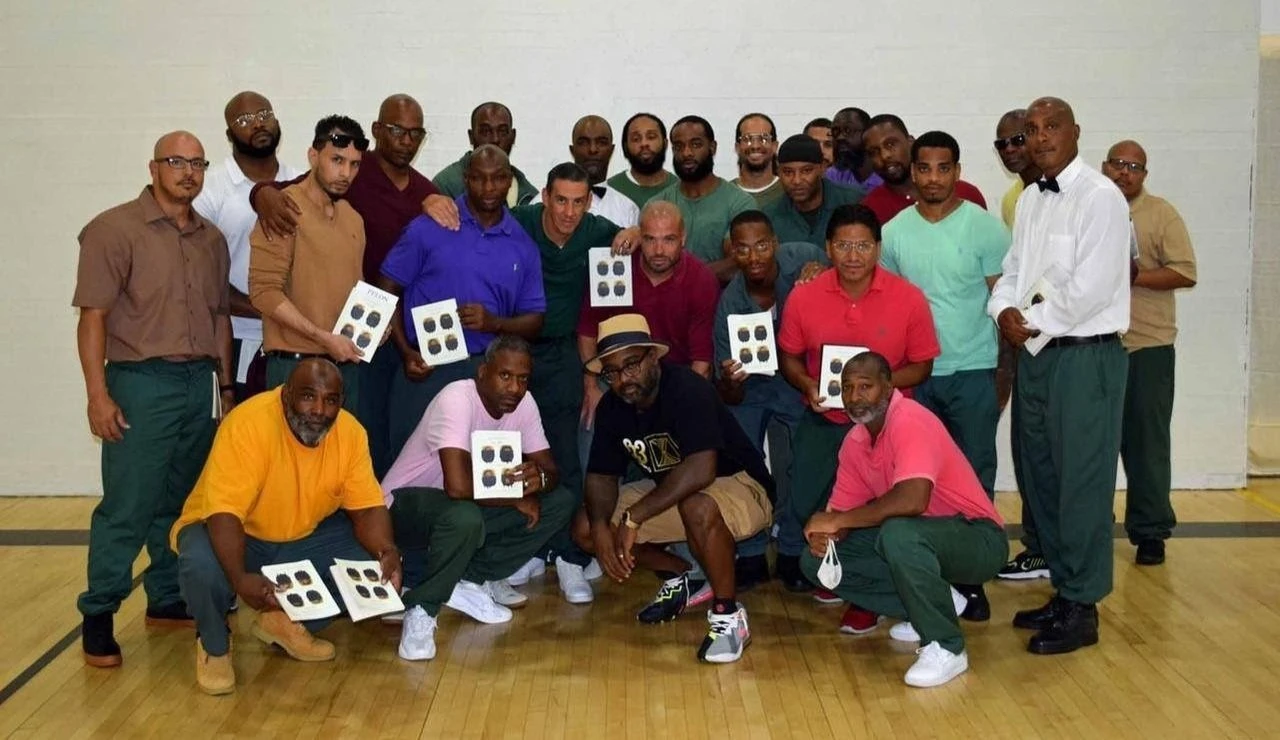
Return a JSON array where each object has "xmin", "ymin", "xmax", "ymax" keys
[{"xmin": 584, "ymin": 314, "xmax": 670, "ymax": 374}]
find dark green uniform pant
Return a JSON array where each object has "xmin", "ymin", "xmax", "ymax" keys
[
  {"xmin": 530, "ymin": 337, "xmax": 593, "ymax": 567},
  {"xmin": 265, "ymin": 355, "xmax": 361, "ymax": 413},
  {"xmin": 915, "ymin": 369, "xmax": 999, "ymax": 498},
  {"xmin": 1016, "ymin": 340, "xmax": 1127, "ymax": 604},
  {"xmin": 388, "ymin": 355, "xmax": 483, "ymax": 466},
  {"xmin": 1120, "ymin": 345, "xmax": 1176, "ymax": 543},
  {"xmin": 389, "ymin": 486, "xmax": 576, "ymax": 616},
  {"xmin": 782, "ymin": 412, "xmax": 853, "ymax": 557},
  {"xmin": 357, "ymin": 341, "xmax": 402, "ymax": 480},
  {"xmin": 78, "ymin": 359, "xmax": 217, "ymax": 617},
  {"xmin": 799, "ymin": 517, "xmax": 1007, "ymax": 653},
  {"xmin": 1009, "ymin": 381, "xmax": 1042, "ymax": 554}
]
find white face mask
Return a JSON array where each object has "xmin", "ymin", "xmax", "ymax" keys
[{"xmin": 817, "ymin": 538, "xmax": 842, "ymax": 589}]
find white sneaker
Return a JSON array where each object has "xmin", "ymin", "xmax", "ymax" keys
[
  {"xmin": 904, "ymin": 642, "xmax": 968, "ymax": 688},
  {"xmin": 583, "ymin": 558, "xmax": 603, "ymax": 581},
  {"xmin": 380, "ymin": 586, "xmax": 411, "ymax": 624},
  {"xmin": 445, "ymin": 580, "xmax": 513, "ymax": 624},
  {"xmin": 397, "ymin": 606, "xmax": 437, "ymax": 661},
  {"xmin": 484, "ymin": 580, "xmax": 528, "ymax": 609},
  {"xmin": 555, "ymin": 557, "xmax": 594, "ymax": 604},
  {"xmin": 890, "ymin": 587, "xmax": 968, "ymax": 643},
  {"xmin": 506, "ymin": 557, "xmax": 546, "ymax": 586}
]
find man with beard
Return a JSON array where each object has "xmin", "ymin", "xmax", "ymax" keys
[
  {"xmin": 74, "ymin": 131, "xmax": 235, "ymax": 669},
  {"xmin": 826, "ymin": 107, "xmax": 881, "ymax": 190},
  {"xmin": 195, "ymin": 92, "xmax": 302, "ymax": 402},
  {"xmin": 655, "ymin": 115, "xmax": 755, "ymax": 282},
  {"xmin": 381, "ymin": 335, "xmax": 576, "ymax": 659},
  {"xmin": 249, "ymin": 116, "xmax": 368, "ymax": 411},
  {"xmin": 572, "ymin": 315, "xmax": 774, "ymax": 664},
  {"xmin": 804, "ymin": 117, "xmax": 835, "ymax": 169},
  {"xmin": 763, "ymin": 134, "xmax": 864, "ymax": 245},
  {"xmin": 570, "ymin": 114, "xmax": 639, "ymax": 227},
  {"xmin": 731, "ymin": 113, "xmax": 784, "ymax": 208},
  {"xmin": 989, "ymin": 97, "xmax": 1130, "ymax": 655},
  {"xmin": 606, "ymin": 112, "xmax": 678, "ymax": 208},
  {"xmin": 995, "ymin": 109, "xmax": 1042, "ymax": 228},
  {"xmin": 800, "ymin": 352, "xmax": 1007, "ymax": 688},
  {"xmin": 860, "ymin": 114, "xmax": 987, "ymax": 226},
  {"xmin": 433, "ymin": 102, "xmax": 537, "ymax": 206},
  {"xmin": 172, "ymin": 359, "xmax": 400, "ymax": 695}
]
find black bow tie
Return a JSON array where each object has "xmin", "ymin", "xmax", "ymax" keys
[
  {"xmin": 1036, "ymin": 177, "xmax": 1060, "ymax": 193},
  {"xmin": 592, "ymin": 185, "xmax": 607, "ymax": 198}
]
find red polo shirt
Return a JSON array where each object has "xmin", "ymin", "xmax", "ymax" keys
[
  {"xmin": 778, "ymin": 267, "xmax": 940, "ymax": 423},
  {"xmin": 576, "ymin": 252, "xmax": 719, "ymax": 365},
  {"xmin": 862, "ymin": 180, "xmax": 987, "ymax": 227}
]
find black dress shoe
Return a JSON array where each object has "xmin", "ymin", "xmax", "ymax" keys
[
  {"xmin": 1028, "ymin": 600, "xmax": 1099, "ymax": 655},
  {"xmin": 82, "ymin": 612, "xmax": 122, "ymax": 668},
  {"xmin": 735, "ymin": 553, "xmax": 770, "ymax": 592},
  {"xmin": 775, "ymin": 554, "xmax": 813, "ymax": 592},
  {"xmin": 1013, "ymin": 595, "xmax": 1063, "ymax": 630},
  {"xmin": 955, "ymin": 584, "xmax": 991, "ymax": 622},
  {"xmin": 1135, "ymin": 539, "xmax": 1166, "ymax": 566}
]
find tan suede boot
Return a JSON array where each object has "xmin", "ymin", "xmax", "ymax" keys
[
  {"xmin": 195, "ymin": 639, "xmax": 235, "ymax": 696},
  {"xmin": 251, "ymin": 611, "xmax": 335, "ymax": 662}
]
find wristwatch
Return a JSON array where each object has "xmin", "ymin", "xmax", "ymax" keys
[{"xmin": 621, "ymin": 510, "xmax": 641, "ymax": 530}]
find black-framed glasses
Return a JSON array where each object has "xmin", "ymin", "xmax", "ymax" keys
[
  {"xmin": 1105, "ymin": 158, "xmax": 1146, "ymax": 173},
  {"xmin": 599, "ymin": 350, "xmax": 651, "ymax": 384},
  {"xmin": 993, "ymin": 133, "xmax": 1026, "ymax": 150},
  {"xmin": 378, "ymin": 122, "xmax": 428, "ymax": 144},
  {"xmin": 232, "ymin": 109, "xmax": 275, "ymax": 129},
  {"xmin": 155, "ymin": 156, "xmax": 210, "ymax": 171},
  {"xmin": 314, "ymin": 133, "xmax": 369, "ymax": 152}
]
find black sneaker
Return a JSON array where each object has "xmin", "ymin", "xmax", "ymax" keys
[
  {"xmin": 998, "ymin": 551, "xmax": 1051, "ymax": 580},
  {"xmin": 775, "ymin": 554, "xmax": 813, "ymax": 592},
  {"xmin": 1135, "ymin": 539, "xmax": 1165, "ymax": 566},
  {"xmin": 637, "ymin": 574, "xmax": 691, "ymax": 624},
  {"xmin": 145, "ymin": 600, "xmax": 195, "ymax": 627},
  {"xmin": 82, "ymin": 612, "xmax": 122, "ymax": 668},
  {"xmin": 1027, "ymin": 600, "xmax": 1099, "ymax": 655},
  {"xmin": 954, "ymin": 584, "xmax": 991, "ymax": 622},
  {"xmin": 735, "ymin": 553, "xmax": 769, "ymax": 592}
]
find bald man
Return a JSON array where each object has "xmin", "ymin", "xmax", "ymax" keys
[
  {"xmin": 570, "ymin": 115, "xmax": 639, "ymax": 227},
  {"xmin": 73, "ymin": 131, "xmax": 235, "ymax": 668},
  {"xmin": 989, "ymin": 97, "xmax": 1130, "ymax": 655},
  {"xmin": 1102, "ymin": 140, "xmax": 1197, "ymax": 566},
  {"xmin": 433, "ymin": 101, "xmax": 537, "ymax": 206}
]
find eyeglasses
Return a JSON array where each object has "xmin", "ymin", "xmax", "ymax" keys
[
  {"xmin": 830, "ymin": 240, "xmax": 876, "ymax": 255},
  {"xmin": 232, "ymin": 109, "xmax": 275, "ymax": 129},
  {"xmin": 993, "ymin": 133, "xmax": 1026, "ymax": 150},
  {"xmin": 731, "ymin": 240, "xmax": 775, "ymax": 258},
  {"xmin": 599, "ymin": 350, "xmax": 651, "ymax": 384},
  {"xmin": 378, "ymin": 122, "xmax": 428, "ymax": 144},
  {"xmin": 737, "ymin": 133, "xmax": 775, "ymax": 145},
  {"xmin": 314, "ymin": 133, "xmax": 370, "ymax": 152},
  {"xmin": 154, "ymin": 156, "xmax": 210, "ymax": 171},
  {"xmin": 1105, "ymin": 158, "xmax": 1146, "ymax": 173}
]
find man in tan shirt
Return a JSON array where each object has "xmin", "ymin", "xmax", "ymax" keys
[
  {"xmin": 1103, "ymin": 140, "xmax": 1197, "ymax": 566},
  {"xmin": 73, "ymin": 131, "xmax": 234, "ymax": 668},
  {"xmin": 250, "ymin": 115, "xmax": 367, "ymax": 410}
]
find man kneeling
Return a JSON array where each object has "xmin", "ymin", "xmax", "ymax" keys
[
  {"xmin": 801, "ymin": 352, "xmax": 1007, "ymax": 688},
  {"xmin": 381, "ymin": 335, "xmax": 575, "ymax": 661},
  {"xmin": 173, "ymin": 359, "xmax": 401, "ymax": 696},
  {"xmin": 572, "ymin": 314, "xmax": 774, "ymax": 663}
]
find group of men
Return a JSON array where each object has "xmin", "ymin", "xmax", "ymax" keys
[{"xmin": 71, "ymin": 90, "xmax": 1196, "ymax": 693}]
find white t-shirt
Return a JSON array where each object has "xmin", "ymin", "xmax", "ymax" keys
[{"xmin": 589, "ymin": 184, "xmax": 640, "ymax": 228}]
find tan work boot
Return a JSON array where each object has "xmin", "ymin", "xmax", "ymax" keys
[
  {"xmin": 195, "ymin": 639, "xmax": 235, "ymax": 696},
  {"xmin": 251, "ymin": 611, "xmax": 335, "ymax": 662}
]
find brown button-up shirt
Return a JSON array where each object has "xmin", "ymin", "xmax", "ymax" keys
[
  {"xmin": 73, "ymin": 187, "xmax": 230, "ymax": 362},
  {"xmin": 249, "ymin": 182, "xmax": 365, "ymax": 355},
  {"xmin": 1125, "ymin": 191, "xmax": 1197, "ymax": 351}
]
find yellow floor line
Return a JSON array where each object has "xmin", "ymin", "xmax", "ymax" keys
[{"xmin": 1238, "ymin": 488, "xmax": 1280, "ymax": 517}]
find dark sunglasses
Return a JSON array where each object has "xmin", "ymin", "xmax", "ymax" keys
[
  {"xmin": 314, "ymin": 132, "xmax": 370, "ymax": 151},
  {"xmin": 993, "ymin": 133, "xmax": 1026, "ymax": 150}
]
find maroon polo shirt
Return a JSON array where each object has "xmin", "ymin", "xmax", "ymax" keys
[
  {"xmin": 861, "ymin": 180, "xmax": 988, "ymax": 227},
  {"xmin": 576, "ymin": 251, "xmax": 720, "ymax": 366}
]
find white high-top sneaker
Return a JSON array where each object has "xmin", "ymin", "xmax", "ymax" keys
[{"xmin": 555, "ymin": 557, "xmax": 594, "ymax": 604}]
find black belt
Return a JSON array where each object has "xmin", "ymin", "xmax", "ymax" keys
[
  {"xmin": 1044, "ymin": 333, "xmax": 1118, "ymax": 350},
  {"xmin": 265, "ymin": 350, "xmax": 355, "ymax": 366}
]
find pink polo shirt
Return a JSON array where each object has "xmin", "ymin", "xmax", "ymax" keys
[{"xmin": 829, "ymin": 390, "xmax": 1002, "ymax": 524}]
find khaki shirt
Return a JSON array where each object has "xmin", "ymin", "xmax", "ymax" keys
[
  {"xmin": 249, "ymin": 182, "xmax": 365, "ymax": 354},
  {"xmin": 73, "ymin": 187, "xmax": 230, "ymax": 362},
  {"xmin": 1125, "ymin": 191, "xmax": 1197, "ymax": 350}
]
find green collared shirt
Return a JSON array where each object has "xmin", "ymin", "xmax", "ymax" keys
[
  {"xmin": 432, "ymin": 151, "xmax": 538, "ymax": 206},
  {"xmin": 512, "ymin": 205, "xmax": 621, "ymax": 338}
]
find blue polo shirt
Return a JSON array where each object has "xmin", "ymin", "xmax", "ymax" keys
[{"xmin": 381, "ymin": 196, "xmax": 546, "ymax": 354}]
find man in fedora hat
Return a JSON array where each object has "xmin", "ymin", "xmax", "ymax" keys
[{"xmin": 571, "ymin": 314, "xmax": 774, "ymax": 663}]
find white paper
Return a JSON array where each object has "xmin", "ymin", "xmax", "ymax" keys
[
  {"xmin": 261, "ymin": 559, "xmax": 340, "ymax": 622},
  {"xmin": 411, "ymin": 298, "xmax": 469, "ymax": 367},
  {"xmin": 726, "ymin": 311, "xmax": 778, "ymax": 376},
  {"xmin": 235, "ymin": 339, "xmax": 260, "ymax": 384},
  {"xmin": 1020, "ymin": 276, "xmax": 1054, "ymax": 357},
  {"xmin": 211, "ymin": 371, "xmax": 219, "ymax": 420},
  {"xmin": 329, "ymin": 558, "xmax": 406, "ymax": 622},
  {"xmin": 471, "ymin": 430, "xmax": 523, "ymax": 499},
  {"xmin": 334, "ymin": 281, "xmax": 399, "ymax": 364},
  {"xmin": 587, "ymin": 247, "xmax": 633, "ymax": 307},
  {"xmin": 818, "ymin": 344, "xmax": 868, "ymax": 410}
]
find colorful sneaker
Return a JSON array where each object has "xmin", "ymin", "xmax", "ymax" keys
[
  {"xmin": 904, "ymin": 642, "xmax": 969, "ymax": 688},
  {"xmin": 686, "ymin": 579, "xmax": 714, "ymax": 609},
  {"xmin": 637, "ymin": 574, "xmax": 692, "ymax": 624},
  {"xmin": 397, "ymin": 605, "xmax": 437, "ymax": 661},
  {"xmin": 813, "ymin": 587, "xmax": 842, "ymax": 605},
  {"xmin": 998, "ymin": 551, "xmax": 1051, "ymax": 580},
  {"xmin": 839, "ymin": 604, "xmax": 881, "ymax": 634},
  {"xmin": 507, "ymin": 557, "xmax": 546, "ymax": 586},
  {"xmin": 698, "ymin": 605, "xmax": 751, "ymax": 663}
]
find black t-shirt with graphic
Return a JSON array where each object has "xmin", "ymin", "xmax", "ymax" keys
[{"xmin": 588, "ymin": 364, "xmax": 775, "ymax": 498}]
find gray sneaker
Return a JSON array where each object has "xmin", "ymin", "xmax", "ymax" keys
[{"xmin": 698, "ymin": 605, "xmax": 750, "ymax": 663}]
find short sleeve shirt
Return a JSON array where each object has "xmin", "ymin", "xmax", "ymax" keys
[
  {"xmin": 512, "ymin": 204, "xmax": 620, "ymax": 339},
  {"xmin": 1124, "ymin": 192, "xmax": 1197, "ymax": 350},
  {"xmin": 654, "ymin": 177, "xmax": 756, "ymax": 264},
  {"xmin": 861, "ymin": 180, "xmax": 988, "ymax": 227}
]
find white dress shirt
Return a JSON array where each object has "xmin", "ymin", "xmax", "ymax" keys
[
  {"xmin": 589, "ymin": 184, "xmax": 640, "ymax": 228},
  {"xmin": 987, "ymin": 156, "xmax": 1131, "ymax": 339}
]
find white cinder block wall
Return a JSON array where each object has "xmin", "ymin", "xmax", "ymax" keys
[{"xmin": 0, "ymin": 0, "xmax": 1257, "ymax": 494}]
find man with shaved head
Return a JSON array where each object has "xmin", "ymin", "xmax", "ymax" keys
[
  {"xmin": 74, "ymin": 131, "xmax": 235, "ymax": 668},
  {"xmin": 570, "ymin": 114, "xmax": 639, "ymax": 227},
  {"xmin": 172, "ymin": 358, "xmax": 400, "ymax": 695},
  {"xmin": 433, "ymin": 101, "xmax": 537, "ymax": 206},
  {"xmin": 1102, "ymin": 140, "xmax": 1197, "ymax": 566},
  {"xmin": 988, "ymin": 97, "xmax": 1131, "ymax": 655}
]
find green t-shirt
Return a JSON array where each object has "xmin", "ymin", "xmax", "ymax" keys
[
  {"xmin": 605, "ymin": 170, "xmax": 678, "ymax": 208},
  {"xmin": 880, "ymin": 201, "xmax": 1011, "ymax": 375},
  {"xmin": 732, "ymin": 176, "xmax": 786, "ymax": 209},
  {"xmin": 433, "ymin": 151, "xmax": 538, "ymax": 206},
  {"xmin": 654, "ymin": 177, "xmax": 756, "ymax": 264},
  {"xmin": 512, "ymin": 204, "xmax": 620, "ymax": 339},
  {"xmin": 762, "ymin": 179, "xmax": 864, "ymax": 245}
]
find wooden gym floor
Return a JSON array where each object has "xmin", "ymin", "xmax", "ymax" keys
[{"xmin": 1, "ymin": 484, "xmax": 1279, "ymax": 739}]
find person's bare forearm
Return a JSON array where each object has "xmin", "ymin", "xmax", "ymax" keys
[
  {"xmin": 584, "ymin": 473, "xmax": 621, "ymax": 525},
  {"xmin": 76, "ymin": 309, "xmax": 109, "ymax": 399},
  {"xmin": 494, "ymin": 312, "xmax": 544, "ymax": 339},
  {"xmin": 780, "ymin": 351, "xmax": 813, "ymax": 395},
  {"xmin": 624, "ymin": 451, "xmax": 717, "ymax": 523},
  {"xmin": 834, "ymin": 479, "xmax": 932, "ymax": 530},
  {"xmin": 891, "ymin": 360, "xmax": 932, "ymax": 389},
  {"xmin": 1134, "ymin": 267, "xmax": 1196, "ymax": 291},
  {"xmin": 347, "ymin": 506, "xmax": 397, "ymax": 556},
  {"xmin": 269, "ymin": 300, "xmax": 330, "ymax": 345},
  {"xmin": 229, "ymin": 288, "xmax": 259, "ymax": 319}
]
